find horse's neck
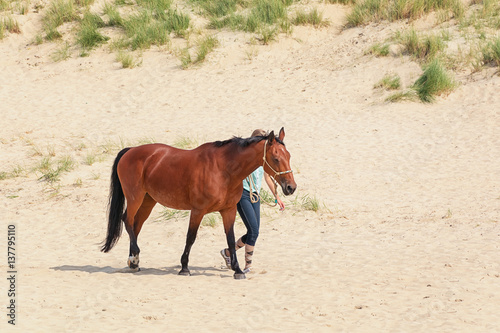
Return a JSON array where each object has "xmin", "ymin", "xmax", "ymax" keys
[{"xmin": 227, "ymin": 141, "xmax": 264, "ymax": 181}]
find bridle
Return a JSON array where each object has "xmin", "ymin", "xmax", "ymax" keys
[
  {"xmin": 262, "ymin": 139, "xmax": 293, "ymax": 180},
  {"xmin": 246, "ymin": 139, "xmax": 293, "ymax": 205}
]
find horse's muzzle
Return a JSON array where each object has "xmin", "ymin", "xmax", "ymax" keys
[{"xmin": 283, "ymin": 183, "xmax": 296, "ymax": 196}]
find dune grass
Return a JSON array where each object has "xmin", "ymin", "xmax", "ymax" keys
[
  {"xmin": 103, "ymin": 2, "xmax": 123, "ymax": 27},
  {"xmin": 191, "ymin": 0, "xmax": 240, "ymax": 18},
  {"xmin": 366, "ymin": 42, "xmax": 390, "ymax": 56},
  {"xmin": 181, "ymin": 35, "xmax": 219, "ymax": 68},
  {"xmin": 374, "ymin": 73, "xmax": 401, "ymax": 90},
  {"xmin": 346, "ymin": 0, "xmax": 464, "ymax": 27},
  {"xmin": 385, "ymin": 89, "xmax": 418, "ymax": 102},
  {"xmin": 396, "ymin": 28, "xmax": 446, "ymax": 62},
  {"xmin": 206, "ymin": 0, "xmax": 294, "ymax": 39},
  {"xmin": 120, "ymin": 8, "xmax": 189, "ymax": 50},
  {"xmin": 292, "ymin": 8, "xmax": 329, "ymax": 27},
  {"xmin": 201, "ymin": 213, "xmax": 219, "ymax": 227},
  {"xmin": 51, "ymin": 41, "xmax": 71, "ymax": 61},
  {"xmin": 37, "ymin": 155, "xmax": 76, "ymax": 183},
  {"xmin": 482, "ymin": 36, "xmax": 500, "ymax": 67},
  {"xmin": 42, "ymin": 0, "xmax": 79, "ymax": 40},
  {"xmin": 116, "ymin": 51, "xmax": 142, "ymax": 68},
  {"xmin": 412, "ymin": 58, "xmax": 455, "ymax": 103},
  {"xmin": 1, "ymin": 16, "xmax": 21, "ymax": 34},
  {"xmin": 76, "ymin": 11, "xmax": 109, "ymax": 52}
]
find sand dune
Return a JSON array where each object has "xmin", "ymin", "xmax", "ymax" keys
[{"xmin": 1, "ymin": 2, "xmax": 500, "ymax": 332}]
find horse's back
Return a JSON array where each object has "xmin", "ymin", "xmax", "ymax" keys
[{"xmin": 118, "ymin": 142, "xmax": 225, "ymax": 211}]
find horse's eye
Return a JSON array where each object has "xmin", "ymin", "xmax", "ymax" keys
[{"xmin": 273, "ymin": 157, "xmax": 279, "ymax": 164}]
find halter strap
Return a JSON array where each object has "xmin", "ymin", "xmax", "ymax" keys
[
  {"xmin": 245, "ymin": 139, "xmax": 293, "ymax": 205},
  {"xmin": 262, "ymin": 140, "xmax": 293, "ymax": 179}
]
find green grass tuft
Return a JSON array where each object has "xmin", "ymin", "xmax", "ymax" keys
[
  {"xmin": 346, "ymin": 0, "xmax": 464, "ymax": 27},
  {"xmin": 2, "ymin": 16, "xmax": 21, "ymax": 34},
  {"xmin": 103, "ymin": 3, "xmax": 123, "ymax": 27},
  {"xmin": 292, "ymin": 8, "xmax": 328, "ymax": 27},
  {"xmin": 397, "ymin": 27, "xmax": 446, "ymax": 61},
  {"xmin": 374, "ymin": 73, "xmax": 401, "ymax": 90},
  {"xmin": 42, "ymin": 0, "xmax": 79, "ymax": 41},
  {"xmin": 412, "ymin": 58, "xmax": 455, "ymax": 103},
  {"xmin": 51, "ymin": 41, "xmax": 71, "ymax": 61},
  {"xmin": 76, "ymin": 12, "xmax": 109, "ymax": 52},
  {"xmin": 116, "ymin": 51, "xmax": 142, "ymax": 68},
  {"xmin": 367, "ymin": 42, "xmax": 390, "ymax": 56},
  {"xmin": 385, "ymin": 89, "xmax": 418, "ymax": 103},
  {"xmin": 301, "ymin": 194, "xmax": 320, "ymax": 212},
  {"xmin": 482, "ymin": 36, "xmax": 500, "ymax": 67},
  {"xmin": 201, "ymin": 213, "xmax": 219, "ymax": 227}
]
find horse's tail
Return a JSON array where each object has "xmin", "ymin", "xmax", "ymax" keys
[{"xmin": 101, "ymin": 147, "xmax": 131, "ymax": 253}]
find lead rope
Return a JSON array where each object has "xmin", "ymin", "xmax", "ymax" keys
[{"xmin": 246, "ymin": 175, "xmax": 278, "ymax": 207}]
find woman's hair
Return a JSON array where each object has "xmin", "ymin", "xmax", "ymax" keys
[{"xmin": 251, "ymin": 129, "xmax": 267, "ymax": 137}]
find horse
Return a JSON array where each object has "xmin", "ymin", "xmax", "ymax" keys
[{"xmin": 101, "ymin": 127, "xmax": 296, "ymax": 279}]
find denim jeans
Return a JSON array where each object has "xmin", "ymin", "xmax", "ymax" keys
[{"xmin": 237, "ymin": 189, "xmax": 261, "ymax": 246}]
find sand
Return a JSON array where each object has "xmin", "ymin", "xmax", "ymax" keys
[{"xmin": 1, "ymin": 2, "xmax": 500, "ymax": 332}]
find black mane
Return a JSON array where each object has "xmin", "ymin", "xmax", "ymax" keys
[{"xmin": 213, "ymin": 135, "xmax": 285, "ymax": 148}]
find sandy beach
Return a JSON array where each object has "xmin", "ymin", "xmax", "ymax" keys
[{"xmin": 1, "ymin": 1, "xmax": 500, "ymax": 331}]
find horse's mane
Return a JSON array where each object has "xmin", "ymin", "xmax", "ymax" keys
[{"xmin": 213, "ymin": 135, "xmax": 284, "ymax": 148}]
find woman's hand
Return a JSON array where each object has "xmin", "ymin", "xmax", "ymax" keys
[{"xmin": 276, "ymin": 197, "xmax": 285, "ymax": 211}]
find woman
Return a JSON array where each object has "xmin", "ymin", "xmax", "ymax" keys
[{"xmin": 220, "ymin": 129, "xmax": 285, "ymax": 273}]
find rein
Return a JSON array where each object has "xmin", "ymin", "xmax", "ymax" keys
[{"xmin": 246, "ymin": 139, "xmax": 293, "ymax": 205}]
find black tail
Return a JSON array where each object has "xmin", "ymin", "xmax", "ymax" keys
[{"xmin": 101, "ymin": 147, "xmax": 131, "ymax": 253}]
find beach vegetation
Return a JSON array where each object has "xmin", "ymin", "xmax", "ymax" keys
[
  {"xmin": 412, "ymin": 58, "xmax": 455, "ymax": 103},
  {"xmin": 396, "ymin": 28, "xmax": 446, "ymax": 62},
  {"xmin": 116, "ymin": 51, "xmax": 142, "ymax": 68},
  {"xmin": 201, "ymin": 213, "xmax": 219, "ymax": 227},
  {"xmin": 156, "ymin": 208, "xmax": 189, "ymax": 221},
  {"xmin": 325, "ymin": 0, "xmax": 355, "ymax": 4},
  {"xmin": 1, "ymin": 16, "xmax": 21, "ymax": 34},
  {"xmin": 76, "ymin": 11, "xmax": 109, "ymax": 52},
  {"xmin": 346, "ymin": 0, "xmax": 464, "ymax": 27},
  {"xmin": 366, "ymin": 42, "xmax": 390, "ymax": 57},
  {"xmin": 374, "ymin": 73, "xmax": 401, "ymax": 90},
  {"xmin": 481, "ymin": 36, "xmax": 500, "ymax": 68},
  {"xmin": 42, "ymin": 0, "xmax": 78, "ymax": 40},
  {"xmin": 173, "ymin": 136, "xmax": 199, "ymax": 149},
  {"xmin": 292, "ymin": 8, "xmax": 329, "ymax": 27},
  {"xmin": 103, "ymin": 2, "xmax": 123, "ymax": 27},
  {"xmin": 300, "ymin": 194, "xmax": 320, "ymax": 212},
  {"xmin": 258, "ymin": 25, "xmax": 278, "ymax": 45},
  {"xmin": 385, "ymin": 89, "xmax": 417, "ymax": 103},
  {"xmin": 37, "ymin": 155, "xmax": 75, "ymax": 183},
  {"xmin": 51, "ymin": 41, "xmax": 71, "ymax": 61},
  {"xmin": 181, "ymin": 35, "xmax": 219, "ymax": 68}
]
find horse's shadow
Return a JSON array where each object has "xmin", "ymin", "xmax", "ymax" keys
[{"xmin": 51, "ymin": 264, "xmax": 225, "ymax": 277}]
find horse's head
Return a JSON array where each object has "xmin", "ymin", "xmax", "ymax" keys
[{"xmin": 263, "ymin": 127, "xmax": 297, "ymax": 196}]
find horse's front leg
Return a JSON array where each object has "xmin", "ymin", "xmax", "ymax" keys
[
  {"xmin": 179, "ymin": 211, "xmax": 203, "ymax": 276},
  {"xmin": 221, "ymin": 208, "xmax": 245, "ymax": 280}
]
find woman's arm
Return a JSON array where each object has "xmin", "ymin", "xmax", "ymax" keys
[{"xmin": 264, "ymin": 173, "xmax": 285, "ymax": 210}]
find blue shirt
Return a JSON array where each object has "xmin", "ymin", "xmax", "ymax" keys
[{"xmin": 243, "ymin": 167, "xmax": 264, "ymax": 193}]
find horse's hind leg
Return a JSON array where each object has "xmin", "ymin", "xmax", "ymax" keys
[
  {"xmin": 124, "ymin": 194, "xmax": 157, "ymax": 269},
  {"xmin": 126, "ymin": 194, "xmax": 157, "ymax": 269},
  {"xmin": 179, "ymin": 211, "xmax": 204, "ymax": 276},
  {"xmin": 122, "ymin": 192, "xmax": 145, "ymax": 269}
]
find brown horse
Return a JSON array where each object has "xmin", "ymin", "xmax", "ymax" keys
[{"xmin": 101, "ymin": 128, "xmax": 296, "ymax": 279}]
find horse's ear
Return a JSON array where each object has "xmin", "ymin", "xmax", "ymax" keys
[
  {"xmin": 267, "ymin": 131, "xmax": 275, "ymax": 144},
  {"xmin": 279, "ymin": 127, "xmax": 285, "ymax": 141}
]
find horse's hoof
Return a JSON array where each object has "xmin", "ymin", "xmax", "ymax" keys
[
  {"xmin": 178, "ymin": 270, "xmax": 191, "ymax": 276},
  {"xmin": 234, "ymin": 272, "xmax": 246, "ymax": 280},
  {"xmin": 127, "ymin": 259, "xmax": 139, "ymax": 269}
]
